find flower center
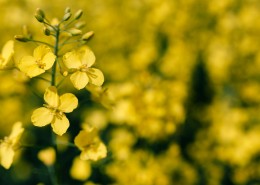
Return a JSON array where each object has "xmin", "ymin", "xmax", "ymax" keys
[
  {"xmin": 36, "ymin": 59, "xmax": 46, "ymax": 69},
  {"xmin": 79, "ymin": 64, "xmax": 88, "ymax": 72},
  {"xmin": 79, "ymin": 66, "xmax": 98, "ymax": 79},
  {"xmin": 43, "ymin": 104, "xmax": 63, "ymax": 120}
]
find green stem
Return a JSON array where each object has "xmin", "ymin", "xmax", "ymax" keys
[
  {"xmin": 44, "ymin": 21, "xmax": 57, "ymax": 31},
  {"xmin": 48, "ymin": 165, "xmax": 58, "ymax": 185},
  {"xmin": 49, "ymin": 26, "xmax": 60, "ymax": 185},
  {"xmin": 52, "ymin": 27, "xmax": 60, "ymax": 86}
]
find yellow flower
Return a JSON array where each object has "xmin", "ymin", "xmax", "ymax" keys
[
  {"xmin": 0, "ymin": 122, "xmax": 24, "ymax": 169},
  {"xmin": 74, "ymin": 126, "xmax": 107, "ymax": 161},
  {"xmin": 38, "ymin": 147, "xmax": 56, "ymax": 166},
  {"xmin": 70, "ymin": 157, "xmax": 91, "ymax": 181},
  {"xmin": 18, "ymin": 45, "xmax": 56, "ymax": 78},
  {"xmin": 0, "ymin": 40, "xmax": 14, "ymax": 69},
  {"xmin": 63, "ymin": 46, "xmax": 104, "ymax": 90},
  {"xmin": 31, "ymin": 86, "xmax": 78, "ymax": 136}
]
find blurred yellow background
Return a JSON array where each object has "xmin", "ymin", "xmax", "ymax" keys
[{"xmin": 1, "ymin": 0, "xmax": 260, "ymax": 184}]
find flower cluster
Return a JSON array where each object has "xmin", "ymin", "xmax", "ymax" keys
[{"xmin": 0, "ymin": 7, "xmax": 107, "ymax": 181}]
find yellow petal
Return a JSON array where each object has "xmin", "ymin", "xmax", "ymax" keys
[
  {"xmin": 44, "ymin": 86, "xmax": 60, "ymax": 108},
  {"xmin": 0, "ymin": 145, "xmax": 15, "ymax": 169},
  {"xmin": 63, "ymin": 51, "xmax": 82, "ymax": 69},
  {"xmin": 70, "ymin": 157, "xmax": 91, "ymax": 180},
  {"xmin": 59, "ymin": 93, "xmax": 78, "ymax": 113},
  {"xmin": 88, "ymin": 68, "xmax": 104, "ymax": 86},
  {"xmin": 81, "ymin": 47, "xmax": 95, "ymax": 67},
  {"xmin": 42, "ymin": 52, "xmax": 56, "ymax": 70},
  {"xmin": 51, "ymin": 115, "xmax": 70, "ymax": 136},
  {"xmin": 33, "ymin": 45, "xmax": 52, "ymax": 60},
  {"xmin": 28, "ymin": 67, "xmax": 45, "ymax": 78},
  {"xmin": 9, "ymin": 122, "xmax": 24, "ymax": 145},
  {"xmin": 31, "ymin": 107, "xmax": 53, "ymax": 127},
  {"xmin": 2, "ymin": 40, "xmax": 14, "ymax": 62},
  {"xmin": 18, "ymin": 56, "xmax": 45, "ymax": 78},
  {"xmin": 74, "ymin": 128, "xmax": 97, "ymax": 149},
  {"xmin": 70, "ymin": 71, "xmax": 89, "ymax": 90}
]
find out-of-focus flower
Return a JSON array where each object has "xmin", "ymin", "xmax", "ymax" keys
[
  {"xmin": 63, "ymin": 46, "xmax": 104, "ymax": 90},
  {"xmin": 70, "ymin": 156, "xmax": 91, "ymax": 180},
  {"xmin": 0, "ymin": 40, "xmax": 14, "ymax": 69},
  {"xmin": 37, "ymin": 147, "xmax": 56, "ymax": 166},
  {"xmin": 74, "ymin": 126, "xmax": 107, "ymax": 161},
  {"xmin": 0, "ymin": 122, "xmax": 24, "ymax": 169},
  {"xmin": 86, "ymin": 84, "xmax": 113, "ymax": 108},
  {"xmin": 17, "ymin": 45, "xmax": 56, "ymax": 78},
  {"xmin": 31, "ymin": 86, "xmax": 78, "ymax": 136}
]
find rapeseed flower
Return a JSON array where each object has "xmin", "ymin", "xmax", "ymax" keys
[
  {"xmin": 63, "ymin": 46, "xmax": 104, "ymax": 90},
  {"xmin": 18, "ymin": 45, "xmax": 56, "ymax": 78},
  {"xmin": 0, "ymin": 40, "xmax": 14, "ymax": 69},
  {"xmin": 37, "ymin": 147, "xmax": 56, "ymax": 166},
  {"xmin": 70, "ymin": 157, "xmax": 91, "ymax": 180},
  {"xmin": 0, "ymin": 122, "xmax": 24, "ymax": 169},
  {"xmin": 74, "ymin": 126, "xmax": 107, "ymax": 161},
  {"xmin": 31, "ymin": 86, "xmax": 78, "ymax": 136}
]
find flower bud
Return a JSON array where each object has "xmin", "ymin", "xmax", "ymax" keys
[
  {"xmin": 35, "ymin": 8, "xmax": 45, "ymax": 22},
  {"xmin": 67, "ymin": 28, "xmax": 82, "ymax": 36},
  {"xmin": 36, "ymin": 8, "xmax": 45, "ymax": 18},
  {"xmin": 14, "ymin": 35, "xmax": 29, "ymax": 42},
  {"xmin": 74, "ymin": 10, "xmax": 83, "ymax": 20},
  {"xmin": 65, "ymin": 7, "xmax": 71, "ymax": 14},
  {"xmin": 35, "ymin": 15, "xmax": 44, "ymax": 22},
  {"xmin": 63, "ymin": 12, "xmax": 71, "ymax": 21},
  {"xmin": 43, "ymin": 27, "xmax": 51, "ymax": 36},
  {"xmin": 82, "ymin": 31, "xmax": 94, "ymax": 41},
  {"xmin": 75, "ymin": 21, "xmax": 86, "ymax": 29}
]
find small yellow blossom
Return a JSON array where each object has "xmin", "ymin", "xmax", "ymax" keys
[
  {"xmin": 0, "ymin": 122, "xmax": 24, "ymax": 169},
  {"xmin": 37, "ymin": 147, "xmax": 56, "ymax": 166},
  {"xmin": 18, "ymin": 45, "xmax": 56, "ymax": 78},
  {"xmin": 70, "ymin": 157, "xmax": 91, "ymax": 180},
  {"xmin": 74, "ymin": 126, "xmax": 107, "ymax": 161},
  {"xmin": 31, "ymin": 86, "xmax": 78, "ymax": 136},
  {"xmin": 0, "ymin": 40, "xmax": 14, "ymax": 69},
  {"xmin": 63, "ymin": 46, "xmax": 104, "ymax": 90}
]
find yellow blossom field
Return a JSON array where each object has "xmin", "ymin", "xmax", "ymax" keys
[{"xmin": 0, "ymin": 0, "xmax": 260, "ymax": 185}]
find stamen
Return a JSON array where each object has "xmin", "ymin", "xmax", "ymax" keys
[{"xmin": 35, "ymin": 59, "xmax": 46, "ymax": 69}]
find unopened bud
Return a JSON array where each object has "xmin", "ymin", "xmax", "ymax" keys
[
  {"xmin": 74, "ymin": 10, "xmax": 83, "ymax": 20},
  {"xmin": 63, "ymin": 12, "xmax": 71, "ymax": 21},
  {"xmin": 36, "ymin": 8, "xmax": 45, "ymax": 18},
  {"xmin": 65, "ymin": 7, "xmax": 71, "ymax": 14},
  {"xmin": 82, "ymin": 31, "xmax": 94, "ymax": 41},
  {"xmin": 75, "ymin": 21, "xmax": 86, "ymax": 29},
  {"xmin": 14, "ymin": 35, "xmax": 29, "ymax": 42},
  {"xmin": 35, "ymin": 14, "xmax": 44, "ymax": 23},
  {"xmin": 68, "ymin": 28, "xmax": 82, "ymax": 36},
  {"xmin": 35, "ymin": 8, "xmax": 45, "ymax": 22},
  {"xmin": 43, "ymin": 27, "xmax": 51, "ymax": 36}
]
